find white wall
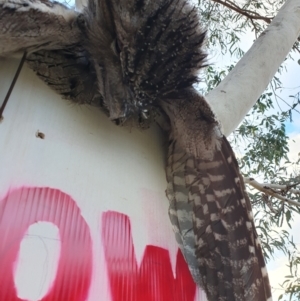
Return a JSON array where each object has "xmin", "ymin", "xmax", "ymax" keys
[{"xmin": 0, "ymin": 58, "xmax": 206, "ymax": 300}]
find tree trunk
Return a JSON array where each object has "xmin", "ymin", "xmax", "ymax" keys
[{"xmin": 206, "ymin": 0, "xmax": 300, "ymax": 136}]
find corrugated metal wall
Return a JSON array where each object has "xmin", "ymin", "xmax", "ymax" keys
[{"xmin": 0, "ymin": 57, "xmax": 206, "ymax": 301}]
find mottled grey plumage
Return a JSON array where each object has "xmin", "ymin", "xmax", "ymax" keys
[
  {"xmin": 0, "ymin": 0, "xmax": 81, "ymax": 55},
  {"xmin": 26, "ymin": 47, "xmax": 103, "ymax": 106},
  {"xmin": 0, "ymin": 0, "xmax": 273, "ymax": 300},
  {"xmin": 165, "ymin": 103, "xmax": 273, "ymax": 300}
]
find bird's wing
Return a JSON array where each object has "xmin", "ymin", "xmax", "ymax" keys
[
  {"xmin": 166, "ymin": 134, "xmax": 272, "ymax": 301},
  {"xmin": 26, "ymin": 47, "xmax": 103, "ymax": 107},
  {"xmin": 0, "ymin": 0, "xmax": 81, "ymax": 56}
]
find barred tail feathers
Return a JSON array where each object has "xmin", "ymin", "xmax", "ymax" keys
[{"xmin": 166, "ymin": 135, "xmax": 272, "ymax": 301}]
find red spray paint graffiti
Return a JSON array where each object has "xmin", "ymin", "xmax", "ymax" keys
[
  {"xmin": 102, "ymin": 211, "xmax": 197, "ymax": 301},
  {"xmin": 0, "ymin": 187, "xmax": 199, "ymax": 301},
  {"xmin": 0, "ymin": 187, "xmax": 93, "ymax": 301}
]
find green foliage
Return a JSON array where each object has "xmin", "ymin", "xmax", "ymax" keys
[
  {"xmin": 197, "ymin": 1, "xmax": 300, "ymax": 299},
  {"xmin": 279, "ymin": 251, "xmax": 300, "ymax": 300}
]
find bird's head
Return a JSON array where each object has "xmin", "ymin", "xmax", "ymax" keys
[{"xmin": 81, "ymin": 0, "xmax": 207, "ymax": 127}]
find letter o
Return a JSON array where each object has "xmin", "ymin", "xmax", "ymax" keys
[{"xmin": 0, "ymin": 187, "xmax": 93, "ymax": 301}]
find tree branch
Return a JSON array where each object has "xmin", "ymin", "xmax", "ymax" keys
[
  {"xmin": 211, "ymin": 0, "xmax": 273, "ymax": 24},
  {"xmin": 244, "ymin": 177, "xmax": 300, "ymax": 207}
]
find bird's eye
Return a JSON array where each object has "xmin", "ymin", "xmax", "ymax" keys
[{"xmin": 111, "ymin": 39, "xmax": 122, "ymax": 56}]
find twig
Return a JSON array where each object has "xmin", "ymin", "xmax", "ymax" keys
[
  {"xmin": 0, "ymin": 52, "xmax": 27, "ymax": 120},
  {"xmin": 211, "ymin": 0, "xmax": 273, "ymax": 24},
  {"xmin": 244, "ymin": 177, "xmax": 300, "ymax": 207},
  {"xmin": 211, "ymin": 0, "xmax": 300, "ymax": 54},
  {"xmin": 261, "ymin": 193, "xmax": 279, "ymax": 214}
]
